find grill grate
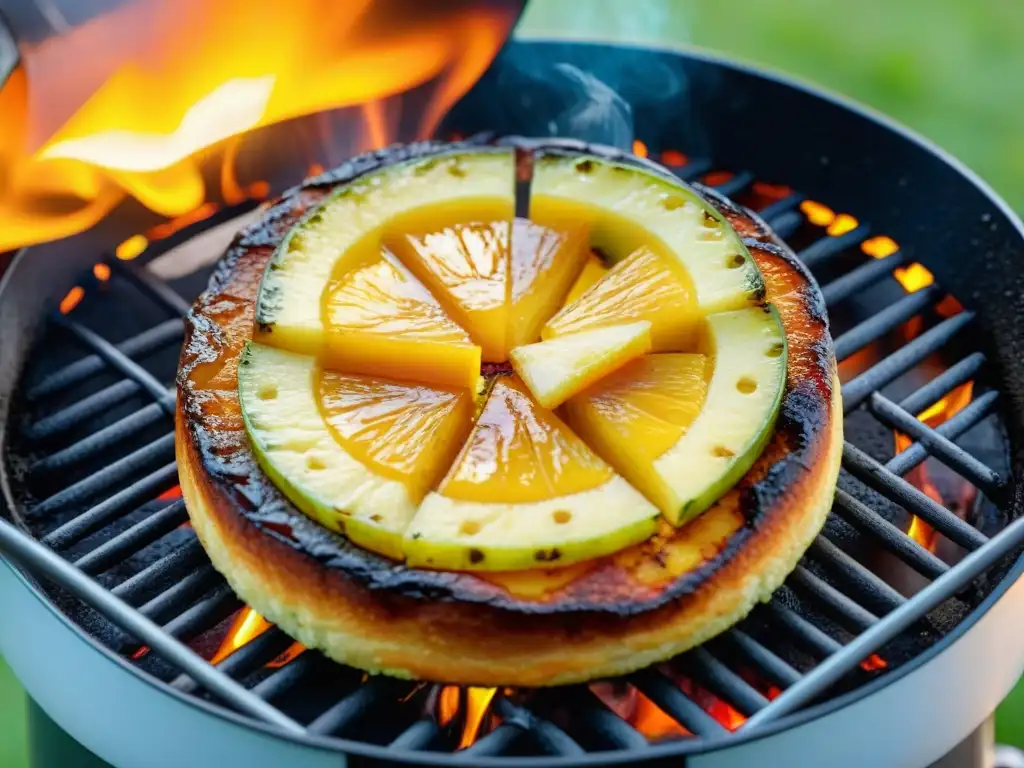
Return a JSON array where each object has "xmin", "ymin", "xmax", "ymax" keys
[{"xmin": 2, "ymin": 154, "xmax": 1024, "ymax": 762}]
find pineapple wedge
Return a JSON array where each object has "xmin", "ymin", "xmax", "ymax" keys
[
  {"xmin": 510, "ymin": 322, "xmax": 652, "ymax": 409},
  {"xmin": 403, "ymin": 376, "xmax": 658, "ymax": 571}
]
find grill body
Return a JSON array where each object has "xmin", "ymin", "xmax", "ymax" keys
[{"xmin": 0, "ymin": 38, "xmax": 1023, "ymax": 768}]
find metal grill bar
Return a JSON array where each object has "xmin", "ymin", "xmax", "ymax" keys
[
  {"xmin": 843, "ymin": 443, "xmax": 989, "ymax": 550},
  {"xmin": 887, "ymin": 391, "xmax": 999, "ymax": 477},
  {"xmin": 788, "ymin": 565, "xmax": 880, "ymax": 631},
  {"xmin": 842, "ymin": 311, "xmax": 975, "ymax": 412},
  {"xmin": 765, "ymin": 210, "xmax": 802, "ymax": 240},
  {"xmin": 308, "ymin": 678, "xmax": 403, "ymax": 736},
  {"xmin": 115, "ymin": 260, "xmax": 193, "ymax": 316},
  {"xmin": 632, "ymin": 671, "xmax": 729, "ymax": 737},
  {"xmin": 710, "ymin": 171, "xmax": 755, "ymax": 198},
  {"xmin": 832, "ymin": 286, "xmax": 941, "ymax": 361},
  {"xmin": 42, "ymin": 461, "xmax": 178, "ymax": 549},
  {"xmin": 724, "ymin": 630, "xmax": 801, "ymax": 689},
  {"xmin": 744, "ymin": 514, "xmax": 1024, "ymax": 729},
  {"xmin": 870, "ymin": 392, "xmax": 1005, "ymax": 496},
  {"xmin": 35, "ymin": 433, "xmax": 175, "ymax": 524},
  {"xmin": 25, "ymin": 379, "xmax": 144, "ymax": 442},
  {"xmin": 669, "ymin": 157, "xmax": 712, "ymax": 181},
  {"xmin": 111, "ymin": 538, "xmax": 207, "ymax": 603},
  {"xmin": 391, "ymin": 719, "xmax": 440, "ymax": 750},
  {"xmin": 821, "ymin": 250, "xmax": 910, "ymax": 307},
  {"xmin": 757, "ymin": 192, "xmax": 804, "ymax": 223},
  {"xmin": 30, "ymin": 399, "xmax": 172, "ymax": 474},
  {"xmin": 137, "ymin": 564, "xmax": 223, "ymax": 623},
  {"xmin": 457, "ymin": 723, "xmax": 521, "ymax": 757},
  {"xmin": 251, "ymin": 652, "xmax": 316, "ymax": 701},
  {"xmin": 899, "ymin": 352, "xmax": 985, "ymax": 415},
  {"xmin": 25, "ymin": 319, "xmax": 183, "ymax": 401},
  {"xmin": 55, "ymin": 318, "xmax": 174, "ymax": 412},
  {"xmin": 0, "ymin": 518, "xmax": 305, "ymax": 733},
  {"xmin": 832, "ymin": 489, "xmax": 948, "ymax": 579},
  {"xmin": 682, "ymin": 647, "xmax": 768, "ymax": 715},
  {"xmin": 766, "ymin": 601, "xmax": 844, "ymax": 657},
  {"xmin": 799, "ymin": 224, "xmax": 872, "ymax": 269},
  {"xmin": 73, "ymin": 499, "xmax": 187, "ymax": 575},
  {"xmin": 809, "ymin": 537, "xmax": 906, "ymax": 614},
  {"xmin": 577, "ymin": 703, "xmax": 648, "ymax": 750},
  {"xmin": 161, "ymin": 583, "xmax": 240, "ymax": 641}
]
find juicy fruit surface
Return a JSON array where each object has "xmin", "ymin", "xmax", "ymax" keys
[
  {"xmin": 564, "ymin": 354, "xmax": 708, "ymax": 516},
  {"xmin": 229, "ymin": 146, "xmax": 790, "ymax": 573},
  {"xmin": 440, "ymin": 376, "xmax": 613, "ymax": 504},
  {"xmin": 388, "ymin": 213, "xmax": 589, "ymax": 360},
  {"xmin": 532, "ymin": 153, "xmax": 763, "ymax": 313},
  {"xmin": 321, "ymin": 247, "xmax": 481, "ymax": 388},
  {"xmin": 543, "ymin": 246, "xmax": 700, "ymax": 351},
  {"xmin": 238, "ymin": 342, "xmax": 418, "ymax": 560},
  {"xmin": 563, "ymin": 251, "xmax": 609, "ymax": 306},
  {"xmin": 510, "ymin": 322, "xmax": 652, "ymax": 409},
  {"xmin": 254, "ymin": 149, "xmax": 513, "ymax": 360},
  {"xmin": 508, "ymin": 218, "xmax": 591, "ymax": 349},
  {"xmin": 387, "ymin": 210, "xmax": 510, "ymax": 361},
  {"xmin": 318, "ymin": 371, "xmax": 473, "ymax": 502},
  {"xmin": 405, "ymin": 377, "xmax": 659, "ymax": 571}
]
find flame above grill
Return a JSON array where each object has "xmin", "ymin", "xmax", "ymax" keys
[{"xmin": 0, "ymin": 0, "xmax": 519, "ymax": 251}]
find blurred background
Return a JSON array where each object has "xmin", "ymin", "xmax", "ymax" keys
[{"xmin": 0, "ymin": 0, "xmax": 1021, "ymax": 765}]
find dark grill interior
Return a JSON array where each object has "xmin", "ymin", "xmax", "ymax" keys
[{"xmin": 2, "ymin": 41, "xmax": 1024, "ymax": 765}]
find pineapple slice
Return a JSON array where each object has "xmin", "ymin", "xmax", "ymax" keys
[
  {"xmin": 404, "ymin": 376, "xmax": 658, "ymax": 571},
  {"xmin": 543, "ymin": 245, "xmax": 700, "ymax": 351},
  {"xmin": 238, "ymin": 342, "xmax": 473, "ymax": 559},
  {"xmin": 532, "ymin": 152, "xmax": 764, "ymax": 314},
  {"xmin": 387, "ymin": 215, "xmax": 588, "ymax": 361},
  {"xmin": 564, "ymin": 354, "xmax": 709, "ymax": 517},
  {"xmin": 320, "ymin": 247, "xmax": 481, "ymax": 389},
  {"xmin": 254, "ymin": 149, "xmax": 513, "ymax": 365},
  {"xmin": 566, "ymin": 307, "xmax": 787, "ymax": 524},
  {"xmin": 510, "ymin": 322, "xmax": 652, "ymax": 409},
  {"xmin": 563, "ymin": 251, "xmax": 609, "ymax": 307}
]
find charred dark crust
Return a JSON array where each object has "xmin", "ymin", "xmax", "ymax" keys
[{"xmin": 178, "ymin": 138, "xmax": 837, "ymax": 616}]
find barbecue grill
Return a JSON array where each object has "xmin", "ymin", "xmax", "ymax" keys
[{"xmin": 1, "ymin": 30, "xmax": 1023, "ymax": 768}]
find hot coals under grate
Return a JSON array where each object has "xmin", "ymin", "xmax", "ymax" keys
[
  {"xmin": 2, "ymin": 42, "xmax": 1024, "ymax": 768},
  {"xmin": 1, "ymin": 156, "xmax": 1020, "ymax": 763}
]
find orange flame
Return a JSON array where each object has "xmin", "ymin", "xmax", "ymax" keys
[
  {"xmin": 211, "ymin": 607, "xmax": 304, "ymax": 668},
  {"xmin": 632, "ymin": 140, "xmax": 649, "ymax": 158},
  {"xmin": 437, "ymin": 686, "xmax": 497, "ymax": 748},
  {"xmin": 0, "ymin": 0, "xmax": 518, "ymax": 251},
  {"xmin": 589, "ymin": 684, "xmax": 689, "ymax": 741},
  {"xmin": 893, "ymin": 381, "xmax": 974, "ymax": 551}
]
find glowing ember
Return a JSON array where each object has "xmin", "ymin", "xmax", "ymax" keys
[
  {"xmin": 116, "ymin": 234, "xmax": 149, "ymax": 261},
  {"xmin": 59, "ymin": 286, "xmax": 85, "ymax": 314},
  {"xmin": 660, "ymin": 149, "xmax": 688, "ymax": 166},
  {"xmin": 860, "ymin": 653, "xmax": 888, "ymax": 672},
  {"xmin": 437, "ymin": 686, "xmax": 497, "ymax": 748},
  {"xmin": 800, "ymin": 200, "xmax": 836, "ymax": 227},
  {"xmin": 703, "ymin": 170, "xmax": 735, "ymax": 187},
  {"xmin": 861, "ymin": 235, "xmax": 899, "ymax": 258},
  {"xmin": 632, "ymin": 140, "xmax": 649, "ymax": 158},
  {"xmin": 893, "ymin": 381, "xmax": 975, "ymax": 551},
  {"xmin": 156, "ymin": 486, "xmax": 182, "ymax": 501},
  {"xmin": 0, "ymin": 0, "xmax": 518, "ymax": 250},
  {"xmin": 827, "ymin": 213, "xmax": 859, "ymax": 236},
  {"xmin": 307, "ymin": 163, "xmax": 326, "ymax": 177},
  {"xmin": 92, "ymin": 263, "xmax": 111, "ymax": 281}
]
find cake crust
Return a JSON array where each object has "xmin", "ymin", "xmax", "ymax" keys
[{"xmin": 176, "ymin": 139, "xmax": 841, "ymax": 685}]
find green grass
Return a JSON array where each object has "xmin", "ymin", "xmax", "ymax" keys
[
  {"xmin": 0, "ymin": 655, "xmax": 28, "ymax": 768},
  {"xmin": 0, "ymin": 1, "xmax": 1021, "ymax": 763}
]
